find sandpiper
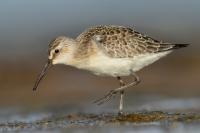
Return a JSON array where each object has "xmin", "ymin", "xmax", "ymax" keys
[{"xmin": 33, "ymin": 25, "xmax": 189, "ymax": 114}]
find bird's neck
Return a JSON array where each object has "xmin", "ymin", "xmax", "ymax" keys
[{"xmin": 62, "ymin": 42, "xmax": 78, "ymax": 66}]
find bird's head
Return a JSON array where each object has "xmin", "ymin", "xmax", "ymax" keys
[
  {"xmin": 48, "ymin": 36, "xmax": 77, "ymax": 65},
  {"xmin": 32, "ymin": 36, "xmax": 76, "ymax": 91}
]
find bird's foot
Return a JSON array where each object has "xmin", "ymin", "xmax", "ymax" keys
[
  {"xmin": 118, "ymin": 111, "xmax": 126, "ymax": 116},
  {"xmin": 94, "ymin": 89, "xmax": 118, "ymax": 105}
]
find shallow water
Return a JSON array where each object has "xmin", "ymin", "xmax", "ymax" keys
[
  {"xmin": 1, "ymin": 96, "xmax": 200, "ymax": 133},
  {"xmin": 1, "ymin": 111, "xmax": 200, "ymax": 133}
]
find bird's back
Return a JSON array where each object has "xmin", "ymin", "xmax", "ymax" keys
[
  {"xmin": 76, "ymin": 25, "xmax": 185, "ymax": 58},
  {"xmin": 73, "ymin": 25, "xmax": 189, "ymax": 76}
]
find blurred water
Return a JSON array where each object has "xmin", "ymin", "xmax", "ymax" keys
[
  {"xmin": 0, "ymin": 0, "xmax": 199, "ymax": 59},
  {"xmin": 0, "ymin": 96, "xmax": 200, "ymax": 132}
]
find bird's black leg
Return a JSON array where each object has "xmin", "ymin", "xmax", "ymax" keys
[
  {"xmin": 117, "ymin": 76, "xmax": 126, "ymax": 114},
  {"xmin": 94, "ymin": 73, "xmax": 141, "ymax": 108}
]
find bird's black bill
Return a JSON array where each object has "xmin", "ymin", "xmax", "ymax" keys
[{"xmin": 33, "ymin": 60, "xmax": 51, "ymax": 91}]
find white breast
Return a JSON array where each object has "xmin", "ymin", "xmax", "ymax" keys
[{"xmin": 73, "ymin": 51, "xmax": 172, "ymax": 77}]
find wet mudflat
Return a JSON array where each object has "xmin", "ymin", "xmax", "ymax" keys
[
  {"xmin": 1, "ymin": 111, "xmax": 200, "ymax": 132},
  {"xmin": 1, "ymin": 94, "xmax": 200, "ymax": 132}
]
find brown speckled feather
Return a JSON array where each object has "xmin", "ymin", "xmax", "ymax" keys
[{"xmin": 76, "ymin": 25, "xmax": 176, "ymax": 58}]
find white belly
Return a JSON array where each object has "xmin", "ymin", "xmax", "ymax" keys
[{"xmin": 75, "ymin": 51, "xmax": 171, "ymax": 77}]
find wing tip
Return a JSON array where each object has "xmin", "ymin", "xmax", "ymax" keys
[{"xmin": 173, "ymin": 43, "xmax": 190, "ymax": 49}]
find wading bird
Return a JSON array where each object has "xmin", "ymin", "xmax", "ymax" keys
[{"xmin": 33, "ymin": 25, "xmax": 189, "ymax": 114}]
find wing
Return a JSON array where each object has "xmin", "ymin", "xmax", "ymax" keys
[{"xmin": 76, "ymin": 25, "xmax": 177, "ymax": 58}]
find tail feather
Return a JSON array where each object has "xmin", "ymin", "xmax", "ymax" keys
[
  {"xmin": 158, "ymin": 43, "xmax": 190, "ymax": 52},
  {"xmin": 173, "ymin": 44, "xmax": 190, "ymax": 49}
]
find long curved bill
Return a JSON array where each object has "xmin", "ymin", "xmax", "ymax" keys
[{"xmin": 33, "ymin": 60, "xmax": 51, "ymax": 91}]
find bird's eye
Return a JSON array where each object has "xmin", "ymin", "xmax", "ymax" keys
[{"xmin": 55, "ymin": 49, "xmax": 59, "ymax": 53}]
